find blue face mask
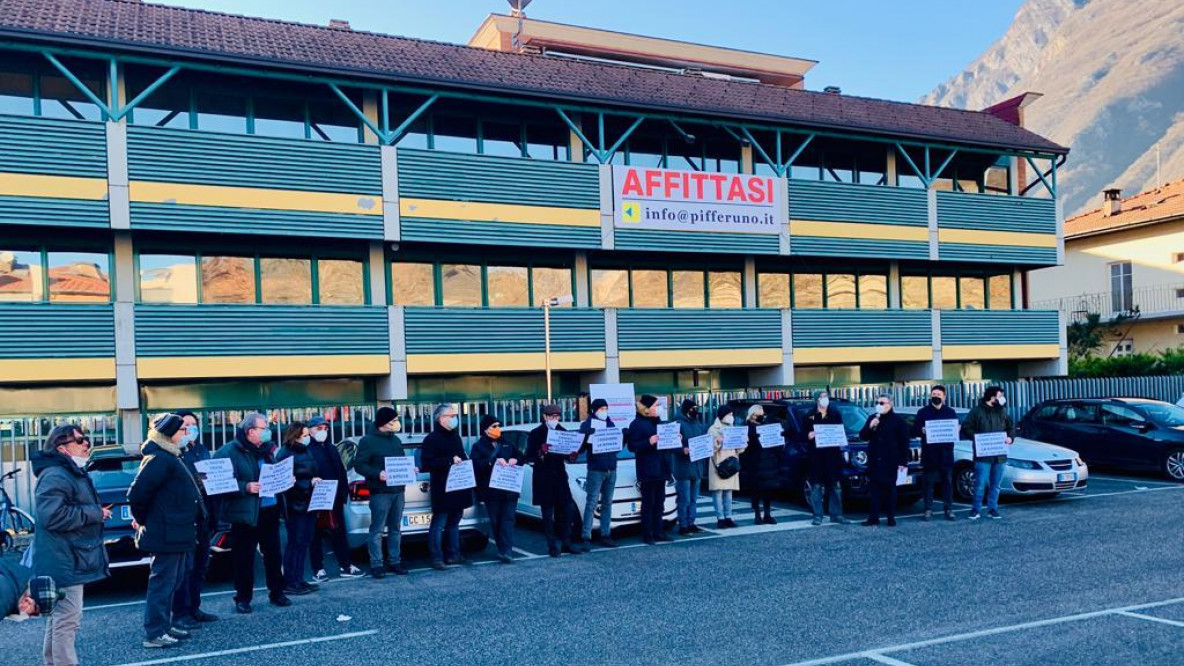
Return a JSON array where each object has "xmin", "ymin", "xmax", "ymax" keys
[
  {"xmin": 180, "ymin": 425, "xmax": 198, "ymax": 446},
  {"xmin": 447, "ymin": 416, "xmax": 459, "ymax": 430},
  {"xmin": 258, "ymin": 428, "xmax": 273, "ymax": 445}
]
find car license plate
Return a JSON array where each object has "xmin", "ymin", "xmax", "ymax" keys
[
  {"xmin": 402, "ymin": 513, "xmax": 432, "ymax": 528},
  {"xmin": 120, "ymin": 505, "xmax": 131, "ymax": 521},
  {"xmin": 1057, "ymin": 472, "xmax": 1076, "ymax": 483}
]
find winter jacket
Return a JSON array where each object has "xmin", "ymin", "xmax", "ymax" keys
[
  {"xmin": 739, "ymin": 420, "xmax": 783, "ymax": 492},
  {"xmin": 127, "ymin": 433, "xmax": 203, "ymax": 554},
  {"xmin": 672, "ymin": 412, "xmax": 708, "ymax": 481},
  {"xmin": 859, "ymin": 411, "xmax": 912, "ymax": 484},
  {"xmin": 308, "ymin": 438, "xmax": 349, "ymax": 510},
  {"xmin": 277, "ymin": 440, "xmax": 320, "ymax": 514},
  {"xmin": 578, "ymin": 415, "xmax": 619, "ymax": 472},
  {"xmin": 525, "ymin": 422, "xmax": 575, "ymax": 507},
  {"xmin": 803, "ymin": 408, "xmax": 845, "ymax": 484},
  {"xmin": 912, "ymin": 403, "xmax": 960, "ymax": 471},
  {"xmin": 421, "ymin": 424, "xmax": 474, "ymax": 513},
  {"xmin": 471, "ymin": 435, "xmax": 526, "ymax": 502},
  {"xmin": 707, "ymin": 419, "xmax": 745, "ymax": 491},
  {"xmin": 626, "ymin": 415, "xmax": 672, "ymax": 483},
  {"xmin": 962, "ymin": 402, "xmax": 1015, "ymax": 463},
  {"xmin": 0, "ymin": 551, "xmax": 32, "ymax": 616},
  {"xmin": 211, "ymin": 432, "xmax": 274, "ymax": 527},
  {"xmin": 30, "ymin": 450, "xmax": 109, "ymax": 588},
  {"xmin": 179, "ymin": 439, "xmax": 218, "ymax": 532},
  {"xmin": 352, "ymin": 428, "xmax": 407, "ymax": 495}
]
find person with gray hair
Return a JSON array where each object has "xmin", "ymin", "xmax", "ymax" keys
[
  {"xmin": 803, "ymin": 391, "xmax": 849, "ymax": 526},
  {"xmin": 858, "ymin": 394, "xmax": 911, "ymax": 527},
  {"xmin": 212, "ymin": 412, "xmax": 290, "ymax": 613},
  {"xmin": 420, "ymin": 404, "xmax": 474, "ymax": 569}
]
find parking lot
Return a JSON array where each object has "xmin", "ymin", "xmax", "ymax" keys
[{"xmin": 2, "ymin": 471, "xmax": 1181, "ymax": 666}]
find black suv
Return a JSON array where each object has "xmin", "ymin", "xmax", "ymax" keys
[
  {"xmin": 1018, "ymin": 398, "xmax": 1184, "ymax": 481},
  {"xmin": 727, "ymin": 398, "xmax": 923, "ymax": 501}
]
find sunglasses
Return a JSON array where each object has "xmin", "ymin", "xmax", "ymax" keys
[{"xmin": 63, "ymin": 436, "xmax": 91, "ymax": 447}]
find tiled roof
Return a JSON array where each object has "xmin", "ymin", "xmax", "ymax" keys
[
  {"xmin": 1065, "ymin": 179, "xmax": 1184, "ymax": 239},
  {"xmin": 0, "ymin": 0, "xmax": 1068, "ymax": 154}
]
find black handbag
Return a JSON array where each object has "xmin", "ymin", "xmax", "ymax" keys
[{"xmin": 713, "ymin": 456, "xmax": 740, "ymax": 479}]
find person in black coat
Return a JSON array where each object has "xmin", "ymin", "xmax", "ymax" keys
[
  {"xmin": 470, "ymin": 414, "xmax": 524, "ymax": 564},
  {"xmin": 803, "ymin": 391, "xmax": 849, "ymax": 526},
  {"xmin": 420, "ymin": 404, "xmax": 474, "ymax": 569},
  {"xmin": 626, "ymin": 395, "xmax": 671, "ymax": 545},
  {"xmin": 127, "ymin": 413, "xmax": 204, "ymax": 648},
  {"xmin": 739, "ymin": 405, "xmax": 784, "ymax": 525},
  {"xmin": 277, "ymin": 422, "xmax": 321, "ymax": 595},
  {"xmin": 525, "ymin": 403, "xmax": 584, "ymax": 557},
  {"xmin": 577, "ymin": 398, "xmax": 619, "ymax": 547},
  {"xmin": 912, "ymin": 385, "xmax": 959, "ymax": 521},
  {"xmin": 859, "ymin": 395, "xmax": 912, "ymax": 527},
  {"xmin": 305, "ymin": 416, "xmax": 363, "ymax": 581},
  {"xmin": 171, "ymin": 411, "xmax": 219, "ymax": 626}
]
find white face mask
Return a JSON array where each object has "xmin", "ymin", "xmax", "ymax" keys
[
  {"xmin": 875, "ymin": 404, "xmax": 888, "ymax": 415},
  {"xmin": 818, "ymin": 397, "xmax": 830, "ymax": 409},
  {"xmin": 71, "ymin": 455, "xmax": 88, "ymax": 468},
  {"xmin": 312, "ymin": 430, "xmax": 329, "ymax": 443},
  {"xmin": 594, "ymin": 410, "xmax": 608, "ymax": 420},
  {"xmin": 722, "ymin": 414, "xmax": 735, "ymax": 425},
  {"xmin": 996, "ymin": 395, "xmax": 1007, "ymax": 406},
  {"xmin": 299, "ymin": 436, "xmax": 311, "ymax": 446},
  {"xmin": 545, "ymin": 419, "xmax": 559, "ymax": 430}
]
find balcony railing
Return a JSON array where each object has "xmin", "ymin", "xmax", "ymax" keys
[{"xmin": 1033, "ymin": 283, "xmax": 1184, "ymax": 321}]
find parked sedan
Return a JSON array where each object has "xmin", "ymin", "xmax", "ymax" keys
[
  {"xmin": 1018, "ymin": 398, "xmax": 1184, "ymax": 481},
  {"xmin": 86, "ymin": 445, "xmax": 152, "ymax": 568}
]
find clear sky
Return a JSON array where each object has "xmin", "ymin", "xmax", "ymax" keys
[{"xmin": 156, "ymin": 0, "xmax": 1026, "ymax": 103}]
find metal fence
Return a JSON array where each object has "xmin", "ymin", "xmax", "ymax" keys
[
  {"xmin": 0, "ymin": 414, "xmax": 119, "ymax": 512},
  {"xmin": 1032, "ymin": 282, "xmax": 1184, "ymax": 320}
]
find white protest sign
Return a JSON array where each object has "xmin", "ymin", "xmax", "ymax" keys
[
  {"xmin": 657, "ymin": 422, "xmax": 682, "ymax": 450},
  {"xmin": 590, "ymin": 427, "xmax": 623, "ymax": 455},
  {"xmin": 896, "ymin": 467, "xmax": 911, "ymax": 486},
  {"xmin": 258, "ymin": 456, "xmax": 295, "ymax": 498},
  {"xmin": 546, "ymin": 429, "xmax": 583, "ymax": 455},
  {"xmin": 756, "ymin": 423, "xmax": 785, "ymax": 448},
  {"xmin": 688, "ymin": 434, "xmax": 714, "ymax": 462},
  {"xmin": 488, "ymin": 464, "xmax": 525, "ymax": 493},
  {"xmin": 384, "ymin": 456, "xmax": 417, "ymax": 486},
  {"xmin": 721, "ymin": 426, "xmax": 748, "ymax": 449},
  {"xmin": 924, "ymin": 419, "xmax": 960, "ymax": 445},
  {"xmin": 974, "ymin": 432, "xmax": 1009, "ymax": 458},
  {"xmin": 307, "ymin": 479, "xmax": 338, "ymax": 512},
  {"xmin": 445, "ymin": 459, "xmax": 476, "ymax": 493},
  {"xmin": 194, "ymin": 458, "xmax": 237, "ymax": 496},
  {"xmin": 591, "ymin": 383, "xmax": 637, "ymax": 428},
  {"xmin": 812, "ymin": 424, "xmax": 847, "ymax": 449}
]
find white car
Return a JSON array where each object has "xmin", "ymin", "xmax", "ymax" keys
[{"xmin": 502, "ymin": 423, "xmax": 677, "ymax": 531}]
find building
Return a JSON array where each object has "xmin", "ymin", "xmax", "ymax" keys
[
  {"xmin": 1032, "ymin": 180, "xmax": 1184, "ymax": 356},
  {"xmin": 0, "ymin": 0, "xmax": 1068, "ymax": 445}
]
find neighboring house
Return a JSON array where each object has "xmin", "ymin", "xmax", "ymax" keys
[{"xmin": 1031, "ymin": 180, "xmax": 1184, "ymax": 356}]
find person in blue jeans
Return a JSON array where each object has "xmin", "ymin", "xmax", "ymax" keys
[
  {"xmin": 421, "ymin": 404, "xmax": 473, "ymax": 569},
  {"xmin": 578, "ymin": 399, "xmax": 619, "ymax": 548},
  {"xmin": 471, "ymin": 414, "xmax": 524, "ymax": 564},
  {"xmin": 961, "ymin": 386, "xmax": 1015, "ymax": 520},
  {"xmin": 673, "ymin": 399, "xmax": 708, "ymax": 535}
]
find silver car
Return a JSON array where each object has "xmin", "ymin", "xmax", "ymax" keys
[{"xmin": 336, "ymin": 435, "xmax": 489, "ymax": 550}]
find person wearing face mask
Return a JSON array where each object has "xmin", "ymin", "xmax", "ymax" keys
[
  {"xmin": 421, "ymin": 403, "xmax": 475, "ymax": 569},
  {"xmin": 471, "ymin": 414, "xmax": 523, "ymax": 564},
  {"xmin": 171, "ymin": 411, "xmax": 219, "ymax": 628},
  {"xmin": 352, "ymin": 407, "xmax": 411, "ymax": 579},
  {"xmin": 213, "ymin": 412, "xmax": 289, "ymax": 613},
  {"xmin": 626, "ymin": 395, "xmax": 672, "ymax": 545},
  {"xmin": 277, "ymin": 421, "xmax": 321, "ymax": 596},
  {"xmin": 526, "ymin": 404, "xmax": 584, "ymax": 557},
  {"xmin": 739, "ymin": 405, "xmax": 783, "ymax": 525},
  {"xmin": 127, "ymin": 413, "xmax": 204, "ymax": 649},
  {"xmin": 32, "ymin": 425, "xmax": 110, "ymax": 665},
  {"xmin": 673, "ymin": 399, "xmax": 708, "ymax": 535},
  {"xmin": 859, "ymin": 395, "xmax": 911, "ymax": 527},
  {"xmin": 577, "ymin": 398, "xmax": 619, "ymax": 547},
  {"xmin": 962, "ymin": 386, "xmax": 1015, "ymax": 520},
  {"xmin": 305, "ymin": 416, "xmax": 362, "ymax": 583},
  {"xmin": 912, "ymin": 385, "xmax": 959, "ymax": 522},
  {"xmin": 803, "ymin": 392, "xmax": 849, "ymax": 526},
  {"xmin": 707, "ymin": 405, "xmax": 743, "ymax": 528}
]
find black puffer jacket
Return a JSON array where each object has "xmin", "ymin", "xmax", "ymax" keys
[
  {"xmin": 128, "ymin": 434, "xmax": 203, "ymax": 554},
  {"xmin": 740, "ymin": 420, "xmax": 784, "ymax": 492},
  {"xmin": 211, "ymin": 432, "xmax": 273, "ymax": 526},
  {"xmin": 420, "ymin": 424, "xmax": 474, "ymax": 513},
  {"xmin": 277, "ymin": 439, "xmax": 320, "ymax": 514},
  {"xmin": 30, "ymin": 450, "xmax": 109, "ymax": 588}
]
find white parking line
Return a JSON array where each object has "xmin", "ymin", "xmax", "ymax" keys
[
  {"xmin": 1118, "ymin": 610, "xmax": 1184, "ymax": 628},
  {"xmin": 1088, "ymin": 474, "xmax": 1176, "ymax": 485},
  {"xmin": 106, "ymin": 630, "xmax": 378, "ymax": 666},
  {"xmin": 865, "ymin": 654, "xmax": 919, "ymax": 666},
  {"xmin": 511, "ymin": 546, "xmax": 544, "ymax": 559}
]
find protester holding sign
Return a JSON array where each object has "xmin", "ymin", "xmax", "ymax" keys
[
  {"xmin": 276, "ymin": 422, "xmax": 321, "ymax": 596},
  {"xmin": 578, "ymin": 399, "xmax": 619, "ymax": 547},
  {"xmin": 673, "ymin": 399, "xmax": 708, "ymax": 535},
  {"xmin": 305, "ymin": 416, "xmax": 364, "ymax": 584},
  {"xmin": 858, "ymin": 396, "xmax": 911, "ymax": 528},
  {"xmin": 471, "ymin": 415, "xmax": 524, "ymax": 564},
  {"xmin": 211, "ymin": 412, "xmax": 288, "ymax": 614},
  {"xmin": 526, "ymin": 405, "xmax": 584, "ymax": 557},
  {"xmin": 627, "ymin": 395, "xmax": 672, "ymax": 545},
  {"xmin": 739, "ymin": 405, "xmax": 783, "ymax": 525},
  {"xmin": 961, "ymin": 386, "xmax": 1015, "ymax": 521},
  {"xmin": 912, "ymin": 385, "xmax": 960, "ymax": 522},
  {"xmin": 172, "ymin": 411, "xmax": 219, "ymax": 627},
  {"xmin": 352, "ymin": 407, "xmax": 411, "ymax": 579},
  {"xmin": 707, "ymin": 406, "xmax": 743, "ymax": 528},
  {"xmin": 802, "ymin": 392, "xmax": 849, "ymax": 526},
  {"xmin": 421, "ymin": 404, "xmax": 474, "ymax": 569}
]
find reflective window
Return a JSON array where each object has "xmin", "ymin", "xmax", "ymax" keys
[
  {"xmin": 631, "ymin": 270, "xmax": 668, "ymax": 308},
  {"xmin": 0, "ymin": 69, "xmax": 34, "ymax": 116},
  {"xmin": 47, "ymin": 252, "xmax": 109, "ymax": 303},
  {"xmin": 433, "ymin": 116, "xmax": 478, "ymax": 154},
  {"xmin": 902, "ymin": 276, "xmax": 929, "ymax": 310},
  {"xmin": 793, "ymin": 274, "xmax": 824, "ymax": 308},
  {"xmin": 201, "ymin": 256, "xmax": 255, "ymax": 304},
  {"xmin": 391, "ymin": 262, "xmax": 435, "ymax": 307},
  {"xmin": 859, "ymin": 274, "xmax": 888, "ymax": 309},
  {"xmin": 481, "ymin": 121, "xmax": 523, "ymax": 158},
  {"xmin": 39, "ymin": 75, "xmax": 104, "ymax": 121},
  {"xmin": 709, "ymin": 272, "xmax": 743, "ymax": 308},
  {"xmin": 318, "ymin": 259, "xmax": 364, "ymax": 305},
  {"xmin": 989, "ymin": 274, "xmax": 1013, "ymax": 310},
  {"xmin": 826, "ymin": 274, "xmax": 857, "ymax": 309},
  {"xmin": 309, "ymin": 101, "xmax": 361, "ymax": 143},
  {"xmin": 959, "ymin": 276, "xmax": 986, "ymax": 310},
  {"xmin": 487, "ymin": 265, "xmax": 529, "ymax": 308},
  {"xmin": 139, "ymin": 254, "xmax": 197, "ymax": 304},
  {"xmin": 253, "ymin": 96, "xmax": 306, "ymax": 139},
  {"xmin": 0, "ymin": 249, "xmax": 42, "ymax": 302},
  {"xmin": 532, "ymin": 267, "xmax": 572, "ymax": 307},
  {"xmin": 671, "ymin": 271, "xmax": 705, "ymax": 309},
  {"xmin": 259, "ymin": 258, "xmax": 311, "ymax": 305},
  {"xmin": 931, "ymin": 276, "xmax": 957, "ymax": 310},
  {"xmin": 758, "ymin": 273, "xmax": 789, "ymax": 309},
  {"xmin": 196, "ymin": 91, "xmax": 247, "ymax": 133},
  {"xmin": 525, "ymin": 124, "xmax": 568, "ymax": 161},
  {"xmin": 440, "ymin": 263, "xmax": 481, "ymax": 307},
  {"xmin": 591, "ymin": 269, "xmax": 629, "ymax": 308}
]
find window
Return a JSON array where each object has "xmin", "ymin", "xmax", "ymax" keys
[
  {"xmin": 931, "ymin": 276, "xmax": 957, "ymax": 310},
  {"xmin": 309, "ymin": 101, "xmax": 361, "ymax": 143},
  {"xmin": 1177, "ymin": 324, "xmax": 1184, "ymax": 335},
  {"xmin": 195, "ymin": 91, "xmax": 247, "ymax": 133},
  {"xmin": 318, "ymin": 259, "xmax": 364, "ymax": 305},
  {"xmin": 481, "ymin": 121, "xmax": 523, "ymax": 158},
  {"xmin": 591, "ymin": 269, "xmax": 629, "ymax": 308},
  {"xmin": 859, "ymin": 274, "xmax": 888, "ymax": 309},
  {"xmin": 440, "ymin": 264, "xmax": 481, "ymax": 307},
  {"xmin": 531, "ymin": 267, "xmax": 572, "ymax": 307},
  {"xmin": 486, "ymin": 266, "xmax": 529, "ymax": 308},
  {"xmin": 47, "ymin": 252, "xmax": 109, "ymax": 303},
  {"xmin": 631, "ymin": 270, "xmax": 669, "ymax": 308},
  {"xmin": 1101, "ymin": 403, "xmax": 1145, "ymax": 427},
  {"xmin": 252, "ymin": 95, "xmax": 306, "ymax": 139},
  {"xmin": 0, "ymin": 249, "xmax": 42, "ymax": 302},
  {"xmin": 709, "ymin": 272, "xmax": 743, "ymax": 308},
  {"xmin": 0, "ymin": 68, "xmax": 34, "ymax": 116},
  {"xmin": 671, "ymin": 271, "xmax": 705, "ymax": 309},
  {"xmin": 1113, "ymin": 339, "xmax": 1134, "ymax": 357},
  {"xmin": 201, "ymin": 256, "xmax": 255, "ymax": 304},
  {"xmin": 1060, "ymin": 403, "xmax": 1099, "ymax": 424},
  {"xmin": 902, "ymin": 276, "xmax": 929, "ymax": 310},
  {"xmin": 391, "ymin": 262, "xmax": 435, "ymax": 306},
  {"xmin": 1175, "ymin": 252, "xmax": 1184, "ymax": 264},
  {"xmin": 259, "ymin": 258, "xmax": 311, "ymax": 304},
  {"xmin": 139, "ymin": 254, "xmax": 197, "ymax": 304},
  {"xmin": 39, "ymin": 75, "xmax": 104, "ymax": 121},
  {"xmin": 826, "ymin": 274, "xmax": 857, "ymax": 309},
  {"xmin": 758, "ymin": 273, "xmax": 790, "ymax": 309},
  {"xmin": 525, "ymin": 124, "xmax": 569, "ymax": 161},
  {"xmin": 989, "ymin": 275, "xmax": 1013, "ymax": 310},
  {"xmin": 433, "ymin": 116, "xmax": 478, "ymax": 154},
  {"xmin": 793, "ymin": 274, "xmax": 824, "ymax": 308},
  {"xmin": 959, "ymin": 276, "xmax": 986, "ymax": 310},
  {"xmin": 1110, "ymin": 262, "xmax": 1133, "ymax": 312}
]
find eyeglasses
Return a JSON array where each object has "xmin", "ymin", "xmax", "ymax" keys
[
  {"xmin": 876, "ymin": 401, "xmax": 891, "ymax": 406},
  {"xmin": 63, "ymin": 436, "xmax": 91, "ymax": 448}
]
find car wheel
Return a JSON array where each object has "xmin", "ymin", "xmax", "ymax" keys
[
  {"xmin": 954, "ymin": 463, "xmax": 975, "ymax": 502},
  {"xmin": 1164, "ymin": 448, "xmax": 1184, "ymax": 482}
]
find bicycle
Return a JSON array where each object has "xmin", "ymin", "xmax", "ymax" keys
[{"xmin": 0, "ymin": 468, "xmax": 36, "ymax": 556}]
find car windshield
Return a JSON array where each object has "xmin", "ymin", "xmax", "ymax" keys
[
  {"xmin": 88, "ymin": 458, "xmax": 140, "ymax": 490},
  {"xmin": 835, "ymin": 404, "xmax": 871, "ymax": 434},
  {"xmin": 1137, "ymin": 402, "xmax": 1184, "ymax": 427}
]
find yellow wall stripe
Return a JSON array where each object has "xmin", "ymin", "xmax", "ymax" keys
[
  {"xmin": 0, "ymin": 172, "xmax": 108, "ymax": 201},
  {"xmin": 400, "ymin": 198, "xmax": 600, "ymax": 227},
  {"xmin": 0, "ymin": 385, "xmax": 116, "ymax": 417},
  {"xmin": 794, "ymin": 346, "xmax": 933, "ymax": 364},
  {"xmin": 129, "ymin": 181, "xmax": 383, "ymax": 216},
  {"xmin": 619, "ymin": 348, "xmax": 782, "ymax": 370},
  {"xmin": 407, "ymin": 351, "xmax": 605, "ymax": 374},
  {"xmin": 942, "ymin": 344, "xmax": 1060, "ymax": 361},
  {"xmin": 138, "ymin": 354, "xmax": 390, "ymax": 380},
  {"xmin": 0, "ymin": 358, "xmax": 115, "ymax": 382},
  {"xmin": 790, "ymin": 219, "xmax": 929, "ymax": 242},
  {"xmin": 938, "ymin": 228, "xmax": 1057, "ymax": 248}
]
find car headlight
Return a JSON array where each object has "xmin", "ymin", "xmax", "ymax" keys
[
  {"xmin": 852, "ymin": 450, "xmax": 868, "ymax": 466},
  {"xmin": 1075, "ymin": 457, "xmax": 1086, "ymax": 467},
  {"xmin": 1006, "ymin": 459, "xmax": 1040, "ymax": 469}
]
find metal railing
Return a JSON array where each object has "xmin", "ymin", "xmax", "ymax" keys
[
  {"xmin": 1033, "ymin": 283, "xmax": 1184, "ymax": 320},
  {"xmin": 0, "ymin": 414, "xmax": 119, "ymax": 512}
]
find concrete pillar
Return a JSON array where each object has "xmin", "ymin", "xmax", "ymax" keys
[
  {"xmin": 894, "ymin": 309, "xmax": 942, "ymax": 382},
  {"xmin": 368, "ymin": 241, "xmax": 388, "ymax": 307},
  {"xmin": 586, "ymin": 308, "xmax": 620, "ymax": 385},
  {"xmin": 1012, "ymin": 268, "xmax": 1024, "ymax": 310},
  {"xmin": 927, "ymin": 188, "xmax": 939, "ymax": 261},
  {"xmin": 599, "ymin": 164, "xmax": 614, "ymax": 250},
  {"xmin": 362, "ymin": 91, "xmax": 381, "ymax": 145},
  {"xmin": 742, "ymin": 256, "xmax": 757, "ymax": 308},
  {"xmin": 569, "ymin": 116, "xmax": 584, "ymax": 163},
  {"xmin": 106, "ymin": 122, "xmax": 130, "ymax": 230},
  {"xmin": 112, "ymin": 233, "xmax": 141, "ymax": 446},
  {"xmin": 776, "ymin": 176, "xmax": 790, "ymax": 255},
  {"xmin": 886, "ymin": 151, "xmax": 899, "ymax": 187},
  {"xmin": 1019, "ymin": 310, "xmax": 1069, "ymax": 378},
  {"xmin": 740, "ymin": 145, "xmax": 754, "ymax": 174},
  {"xmin": 378, "ymin": 306, "xmax": 409, "ymax": 401},
  {"xmin": 751, "ymin": 309, "xmax": 794, "ymax": 387},
  {"xmin": 931, "ymin": 309, "xmax": 944, "ymax": 380},
  {"xmin": 381, "ymin": 145, "xmax": 400, "ymax": 241},
  {"xmin": 888, "ymin": 261, "xmax": 902, "ymax": 309},
  {"xmin": 574, "ymin": 251, "xmax": 590, "ymax": 308}
]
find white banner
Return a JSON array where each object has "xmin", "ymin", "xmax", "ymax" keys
[
  {"xmin": 613, "ymin": 166, "xmax": 781, "ymax": 235},
  {"xmin": 384, "ymin": 456, "xmax": 417, "ymax": 487},
  {"xmin": 194, "ymin": 458, "xmax": 237, "ymax": 496},
  {"xmin": 546, "ymin": 429, "xmax": 583, "ymax": 455},
  {"xmin": 590, "ymin": 427, "xmax": 624, "ymax": 455},
  {"xmin": 812, "ymin": 424, "xmax": 847, "ymax": 449},
  {"xmin": 688, "ymin": 434, "xmax": 714, "ymax": 462},
  {"xmin": 489, "ymin": 464, "xmax": 525, "ymax": 494},
  {"xmin": 259, "ymin": 456, "xmax": 295, "ymax": 498},
  {"xmin": 445, "ymin": 459, "xmax": 476, "ymax": 493},
  {"xmin": 307, "ymin": 479, "xmax": 338, "ymax": 512},
  {"xmin": 591, "ymin": 383, "xmax": 637, "ymax": 428},
  {"xmin": 925, "ymin": 419, "xmax": 961, "ymax": 445},
  {"xmin": 974, "ymin": 432, "xmax": 1009, "ymax": 458},
  {"xmin": 657, "ymin": 422, "xmax": 683, "ymax": 450},
  {"xmin": 721, "ymin": 426, "xmax": 748, "ymax": 450},
  {"xmin": 756, "ymin": 423, "xmax": 785, "ymax": 448}
]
